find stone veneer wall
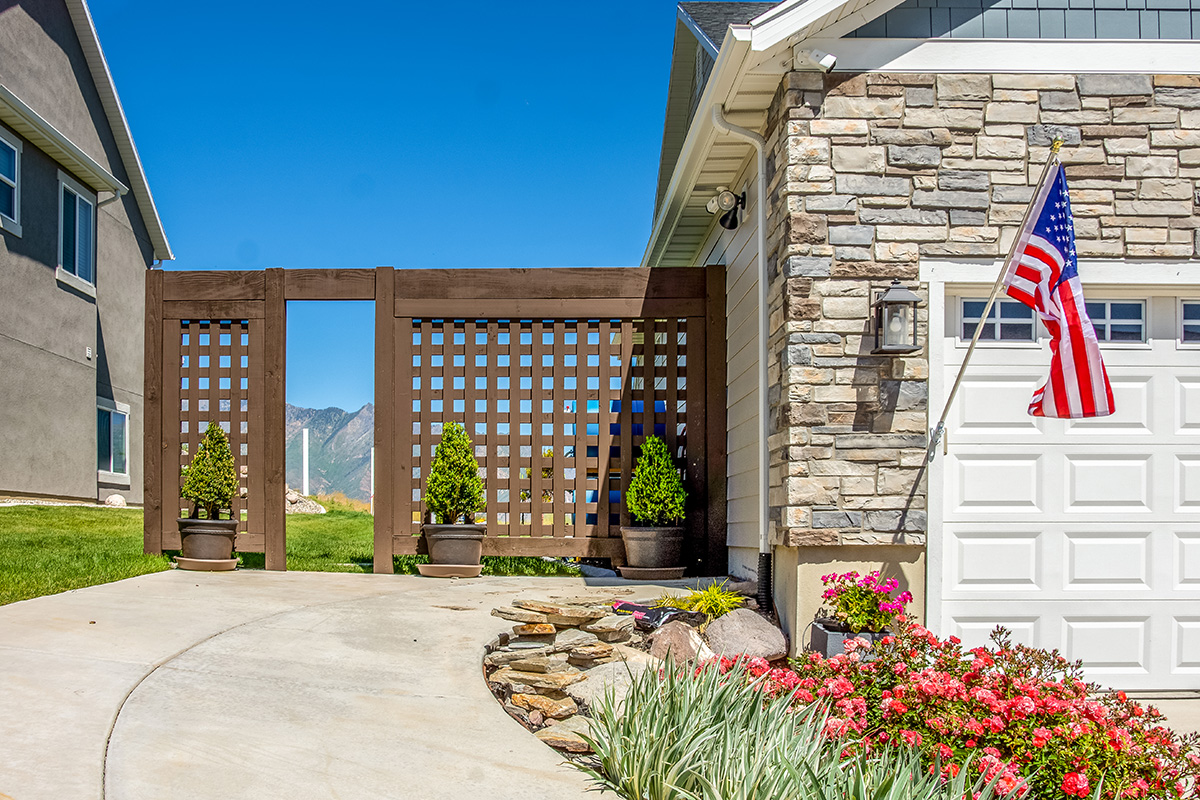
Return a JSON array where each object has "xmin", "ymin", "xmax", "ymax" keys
[{"xmin": 762, "ymin": 71, "xmax": 1200, "ymax": 550}]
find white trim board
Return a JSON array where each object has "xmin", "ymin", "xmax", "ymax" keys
[
  {"xmin": 921, "ymin": 260, "xmax": 1200, "ymax": 287},
  {"xmin": 801, "ymin": 38, "xmax": 1200, "ymax": 73}
]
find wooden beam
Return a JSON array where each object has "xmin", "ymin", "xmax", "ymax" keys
[
  {"xmin": 373, "ymin": 267, "xmax": 396, "ymax": 573},
  {"xmin": 394, "ymin": 298, "xmax": 706, "ymax": 320},
  {"xmin": 284, "ymin": 269, "xmax": 376, "ymax": 300},
  {"xmin": 391, "ymin": 535, "xmax": 626, "ymax": 560},
  {"xmin": 391, "ymin": 267, "xmax": 707, "ymax": 300},
  {"xmin": 704, "ymin": 263, "xmax": 729, "ymax": 577},
  {"xmin": 162, "ymin": 270, "xmax": 265, "ymax": 301},
  {"xmin": 143, "ymin": 269, "xmax": 163, "ymax": 554},
  {"xmin": 162, "ymin": 300, "xmax": 265, "ymax": 320},
  {"xmin": 262, "ymin": 269, "xmax": 287, "ymax": 571}
]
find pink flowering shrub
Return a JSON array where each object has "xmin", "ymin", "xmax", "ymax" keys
[
  {"xmin": 700, "ymin": 620, "xmax": 1200, "ymax": 800},
  {"xmin": 820, "ymin": 569, "xmax": 914, "ymax": 632}
]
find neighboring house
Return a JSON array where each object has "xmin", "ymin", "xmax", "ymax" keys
[
  {"xmin": 0, "ymin": 0, "xmax": 171, "ymax": 504},
  {"xmin": 651, "ymin": 0, "xmax": 1200, "ymax": 688}
]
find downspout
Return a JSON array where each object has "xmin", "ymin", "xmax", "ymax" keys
[{"xmin": 711, "ymin": 104, "xmax": 772, "ymax": 612}]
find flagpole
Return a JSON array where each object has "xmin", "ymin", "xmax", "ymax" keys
[{"xmin": 926, "ymin": 138, "xmax": 1064, "ymax": 462}]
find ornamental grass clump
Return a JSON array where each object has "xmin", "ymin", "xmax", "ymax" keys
[
  {"xmin": 179, "ymin": 421, "xmax": 238, "ymax": 520},
  {"xmin": 625, "ymin": 435, "xmax": 686, "ymax": 526},
  {"xmin": 577, "ymin": 657, "xmax": 1007, "ymax": 800},
  {"xmin": 820, "ymin": 569, "xmax": 914, "ymax": 633},
  {"xmin": 653, "ymin": 580, "xmax": 745, "ymax": 619},
  {"xmin": 423, "ymin": 422, "xmax": 485, "ymax": 524}
]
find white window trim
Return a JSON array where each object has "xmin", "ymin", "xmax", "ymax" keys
[
  {"xmin": 0, "ymin": 125, "xmax": 20, "ymax": 237},
  {"xmin": 1179, "ymin": 298, "xmax": 1200, "ymax": 350},
  {"xmin": 97, "ymin": 398, "xmax": 130, "ymax": 484},
  {"xmin": 57, "ymin": 169, "xmax": 97, "ymax": 292},
  {"xmin": 956, "ymin": 296, "xmax": 1042, "ymax": 348},
  {"xmin": 1084, "ymin": 298, "xmax": 1149, "ymax": 348}
]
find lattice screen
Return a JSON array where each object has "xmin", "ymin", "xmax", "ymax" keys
[
  {"xmin": 398, "ymin": 318, "xmax": 692, "ymax": 542},
  {"xmin": 168, "ymin": 318, "xmax": 263, "ymax": 544}
]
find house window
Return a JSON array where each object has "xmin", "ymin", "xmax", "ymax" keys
[
  {"xmin": 961, "ymin": 298, "xmax": 1037, "ymax": 342},
  {"xmin": 98, "ymin": 401, "xmax": 129, "ymax": 479},
  {"xmin": 1183, "ymin": 302, "xmax": 1200, "ymax": 343},
  {"xmin": 1086, "ymin": 300, "xmax": 1145, "ymax": 343},
  {"xmin": 0, "ymin": 126, "xmax": 19, "ymax": 235},
  {"xmin": 59, "ymin": 172, "xmax": 95, "ymax": 285}
]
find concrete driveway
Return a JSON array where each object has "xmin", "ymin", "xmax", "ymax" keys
[{"xmin": 0, "ymin": 570, "xmax": 644, "ymax": 800}]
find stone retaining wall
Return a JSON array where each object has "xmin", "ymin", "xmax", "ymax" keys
[{"xmin": 763, "ymin": 71, "xmax": 1200, "ymax": 550}]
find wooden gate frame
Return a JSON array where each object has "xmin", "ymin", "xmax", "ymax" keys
[{"xmin": 144, "ymin": 266, "xmax": 726, "ymax": 574}]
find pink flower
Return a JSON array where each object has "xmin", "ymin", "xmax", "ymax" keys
[
  {"xmin": 1062, "ymin": 772, "xmax": 1090, "ymax": 797},
  {"xmin": 900, "ymin": 729, "xmax": 922, "ymax": 747}
]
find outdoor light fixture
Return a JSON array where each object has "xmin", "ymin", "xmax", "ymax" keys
[
  {"xmin": 706, "ymin": 187, "xmax": 746, "ymax": 231},
  {"xmin": 871, "ymin": 280, "xmax": 922, "ymax": 355}
]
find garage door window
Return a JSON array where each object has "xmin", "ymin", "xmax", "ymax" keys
[
  {"xmin": 1182, "ymin": 302, "xmax": 1200, "ymax": 344},
  {"xmin": 961, "ymin": 298, "xmax": 1036, "ymax": 342},
  {"xmin": 1085, "ymin": 300, "xmax": 1145, "ymax": 343}
]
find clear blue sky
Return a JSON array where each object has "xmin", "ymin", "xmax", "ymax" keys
[{"xmin": 92, "ymin": 0, "xmax": 683, "ymax": 410}]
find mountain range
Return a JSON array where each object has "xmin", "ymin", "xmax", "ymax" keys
[{"xmin": 285, "ymin": 403, "xmax": 374, "ymax": 501}]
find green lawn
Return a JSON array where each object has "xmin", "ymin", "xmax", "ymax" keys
[
  {"xmin": 0, "ymin": 506, "xmax": 172, "ymax": 606},
  {"xmin": 0, "ymin": 503, "xmax": 580, "ymax": 606}
]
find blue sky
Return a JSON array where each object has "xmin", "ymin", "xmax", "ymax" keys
[{"xmin": 92, "ymin": 0, "xmax": 683, "ymax": 410}]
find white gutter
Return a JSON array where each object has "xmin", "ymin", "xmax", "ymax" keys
[{"xmin": 710, "ymin": 104, "xmax": 772, "ymax": 603}]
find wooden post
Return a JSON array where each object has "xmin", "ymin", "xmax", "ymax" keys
[
  {"xmin": 143, "ymin": 269, "xmax": 164, "ymax": 554},
  {"xmin": 704, "ymin": 262, "xmax": 728, "ymax": 577},
  {"xmin": 373, "ymin": 266, "xmax": 396, "ymax": 573},
  {"xmin": 263, "ymin": 268, "xmax": 287, "ymax": 570}
]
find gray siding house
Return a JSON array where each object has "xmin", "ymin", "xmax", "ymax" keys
[{"xmin": 0, "ymin": 0, "xmax": 171, "ymax": 504}]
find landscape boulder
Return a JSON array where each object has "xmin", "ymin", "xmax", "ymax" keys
[
  {"xmin": 648, "ymin": 620, "xmax": 714, "ymax": 663},
  {"xmin": 704, "ymin": 608, "xmax": 787, "ymax": 661}
]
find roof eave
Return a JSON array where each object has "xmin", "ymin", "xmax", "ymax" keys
[{"xmin": 65, "ymin": 0, "xmax": 173, "ymax": 261}]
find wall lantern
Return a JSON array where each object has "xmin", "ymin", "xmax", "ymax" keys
[{"xmin": 871, "ymin": 280, "xmax": 922, "ymax": 355}]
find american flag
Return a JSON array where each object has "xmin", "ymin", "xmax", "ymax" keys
[{"xmin": 1002, "ymin": 162, "xmax": 1114, "ymax": 418}]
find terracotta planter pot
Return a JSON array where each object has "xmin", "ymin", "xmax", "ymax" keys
[
  {"xmin": 619, "ymin": 526, "xmax": 684, "ymax": 569},
  {"xmin": 810, "ymin": 618, "xmax": 890, "ymax": 659},
  {"xmin": 421, "ymin": 524, "xmax": 485, "ymax": 565},
  {"xmin": 177, "ymin": 518, "xmax": 239, "ymax": 561}
]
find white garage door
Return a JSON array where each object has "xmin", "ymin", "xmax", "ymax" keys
[{"xmin": 935, "ymin": 291, "xmax": 1200, "ymax": 690}]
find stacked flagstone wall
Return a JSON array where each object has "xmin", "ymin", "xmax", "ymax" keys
[{"xmin": 762, "ymin": 71, "xmax": 1200, "ymax": 567}]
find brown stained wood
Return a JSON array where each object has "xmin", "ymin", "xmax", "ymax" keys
[
  {"xmin": 374, "ymin": 267, "xmax": 396, "ymax": 572},
  {"xmin": 642, "ymin": 318, "xmax": 656, "ymax": 477},
  {"xmin": 704, "ymin": 263, "xmax": 728, "ymax": 577},
  {"xmin": 618, "ymin": 321, "xmax": 635, "ymax": 529},
  {"xmin": 687, "ymin": 316, "xmax": 707, "ymax": 577},
  {"xmin": 551, "ymin": 321, "xmax": 566, "ymax": 538},
  {"xmin": 506, "ymin": 322, "xmax": 519, "ymax": 537},
  {"xmin": 236, "ymin": 533, "xmax": 266, "ymax": 553},
  {"xmin": 163, "ymin": 300, "xmax": 265, "ymax": 320},
  {"xmin": 392, "ymin": 534, "xmax": 626, "ymax": 559},
  {"xmin": 666, "ymin": 318, "xmax": 679, "ymax": 462},
  {"xmin": 143, "ymin": 270, "xmax": 164, "ymax": 553},
  {"xmin": 162, "ymin": 271, "xmax": 266, "ymax": 302},
  {"xmin": 530, "ymin": 322, "xmax": 544, "ymax": 538},
  {"xmin": 284, "ymin": 269, "xmax": 375, "ymax": 300},
  {"xmin": 392, "ymin": 267, "xmax": 705, "ymax": 301},
  {"xmin": 573, "ymin": 320, "xmax": 587, "ymax": 538},
  {"xmin": 246, "ymin": 321, "xmax": 266, "ymax": 548},
  {"xmin": 419, "ymin": 320, "xmax": 434, "ymax": 526},
  {"xmin": 596, "ymin": 321, "xmax": 613, "ymax": 539},
  {"xmin": 394, "ymin": 298, "xmax": 705, "ymax": 319},
  {"xmin": 160, "ymin": 318, "xmax": 180, "ymax": 543},
  {"xmin": 263, "ymin": 269, "xmax": 287, "ymax": 570},
  {"xmin": 486, "ymin": 322, "xmax": 499, "ymax": 532},
  {"xmin": 464, "ymin": 321, "xmax": 478, "ymax": 523}
]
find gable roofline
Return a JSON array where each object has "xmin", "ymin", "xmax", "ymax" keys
[
  {"xmin": 678, "ymin": 5, "xmax": 721, "ymax": 58},
  {"xmin": 64, "ymin": 0, "xmax": 173, "ymax": 261}
]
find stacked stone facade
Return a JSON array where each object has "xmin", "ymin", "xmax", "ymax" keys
[{"xmin": 762, "ymin": 71, "xmax": 1200, "ymax": 549}]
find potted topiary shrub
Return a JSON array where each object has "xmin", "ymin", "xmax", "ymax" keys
[
  {"xmin": 420, "ymin": 421, "xmax": 486, "ymax": 577},
  {"xmin": 811, "ymin": 569, "xmax": 913, "ymax": 657},
  {"xmin": 620, "ymin": 435, "xmax": 688, "ymax": 579},
  {"xmin": 177, "ymin": 421, "xmax": 240, "ymax": 571}
]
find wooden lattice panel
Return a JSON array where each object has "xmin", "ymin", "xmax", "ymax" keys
[
  {"xmin": 162, "ymin": 318, "xmax": 265, "ymax": 552},
  {"xmin": 395, "ymin": 318, "xmax": 693, "ymax": 551}
]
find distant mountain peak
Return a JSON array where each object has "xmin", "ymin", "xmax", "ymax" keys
[{"xmin": 285, "ymin": 403, "xmax": 374, "ymax": 501}]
